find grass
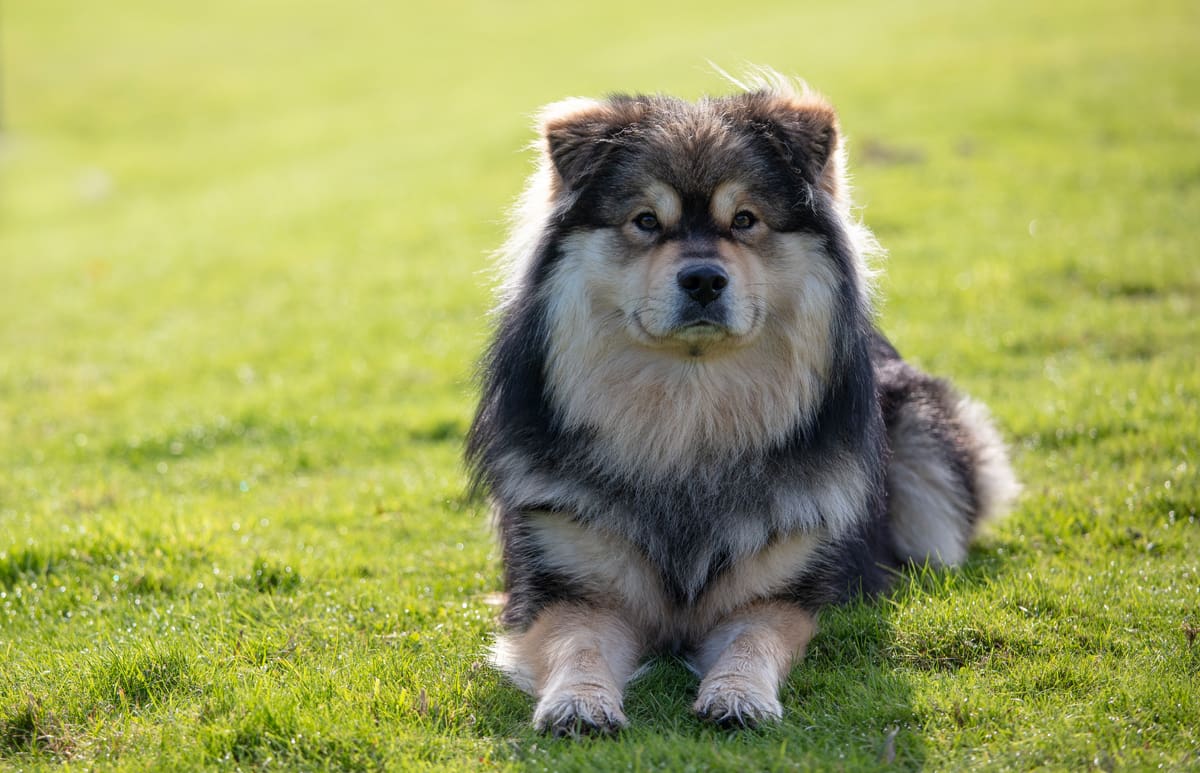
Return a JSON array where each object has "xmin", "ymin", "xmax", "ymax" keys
[{"xmin": 1, "ymin": 0, "xmax": 1197, "ymax": 769}]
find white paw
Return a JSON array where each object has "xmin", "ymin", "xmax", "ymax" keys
[
  {"xmin": 693, "ymin": 674, "xmax": 783, "ymax": 729},
  {"xmin": 533, "ymin": 683, "xmax": 627, "ymax": 737}
]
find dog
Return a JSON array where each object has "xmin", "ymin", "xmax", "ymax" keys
[{"xmin": 466, "ymin": 71, "xmax": 1019, "ymax": 735}]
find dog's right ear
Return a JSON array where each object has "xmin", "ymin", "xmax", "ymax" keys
[
  {"xmin": 538, "ymin": 97, "xmax": 645, "ymax": 191},
  {"xmin": 742, "ymin": 90, "xmax": 845, "ymax": 206}
]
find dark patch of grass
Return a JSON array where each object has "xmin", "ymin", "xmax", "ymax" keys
[
  {"xmin": 202, "ymin": 705, "xmax": 392, "ymax": 770},
  {"xmin": 0, "ymin": 538, "xmax": 199, "ymax": 599},
  {"xmin": 893, "ymin": 623, "xmax": 1037, "ymax": 672},
  {"xmin": 405, "ymin": 417, "xmax": 468, "ymax": 443},
  {"xmin": 0, "ymin": 697, "xmax": 74, "ymax": 759},
  {"xmin": 0, "ymin": 541, "xmax": 129, "ymax": 591},
  {"xmin": 92, "ymin": 644, "xmax": 195, "ymax": 708},
  {"xmin": 237, "ymin": 557, "xmax": 303, "ymax": 593},
  {"xmin": 0, "ymin": 547, "xmax": 58, "ymax": 590}
]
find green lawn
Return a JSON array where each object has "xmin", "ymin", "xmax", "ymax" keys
[{"xmin": 2, "ymin": 0, "xmax": 1198, "ymax": 769}]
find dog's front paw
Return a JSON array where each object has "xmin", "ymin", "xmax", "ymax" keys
[
  {"xmin": 693, "ymin": 674, "xmax": 783, "ymax": 729},
  {"xmin": 534, "ymin": 683, "xmax": 627, "ymax": 737}
]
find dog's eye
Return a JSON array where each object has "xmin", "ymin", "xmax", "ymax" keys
[
  {"xmin": 633, "ymin": 212, "xmax": 660, "ymax": 231},
  {"xmin": 732, "ymin": 211, "xmax": 757, "ymax": 230}
]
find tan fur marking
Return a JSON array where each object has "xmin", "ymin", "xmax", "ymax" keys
[
  {"xmin": 710, "ymin": 180, "xmax": 749, "ymax": 227},
  {"xmin": 642, "ymin": 181, "xmax": 682, "ymax": 229},
  {"xmin": 692, "ymin": 601, "xmax": 817, "ymax": 725},
  {"xmin": 491, "ymin": 602, "xmax": 645, "ymax": 733}
]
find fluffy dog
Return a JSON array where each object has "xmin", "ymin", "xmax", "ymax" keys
[{"xmin": 466, "ymin": 72, "xmax": 1018, "ymax": 735}]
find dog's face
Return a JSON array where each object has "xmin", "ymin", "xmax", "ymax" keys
[{"xmin": 538, "ymin": 92, "xmax": 849, "ymax": 360}]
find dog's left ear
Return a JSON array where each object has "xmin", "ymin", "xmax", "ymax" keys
[
  {"xmin": 538, "ymin": 97, "xmax": 646, "ymax": 192},
  {"xmin": 749, "ymin": 92, "xmax": 846, "ymax": 207}
]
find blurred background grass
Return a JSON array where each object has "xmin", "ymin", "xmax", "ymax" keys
[{"xmin": 1, "ymin": 0, "xmax": 1198, "ymax": 769}]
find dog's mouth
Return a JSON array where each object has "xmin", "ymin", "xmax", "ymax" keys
[
  {"xmin": 673, "ymin": 320, "xmax": 729, "ymax": 342},
  {"xmin": 629, "ymin": 310, "xmax": 751, "ymax": 355}
]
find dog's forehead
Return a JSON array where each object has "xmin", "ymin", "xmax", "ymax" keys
[
  {"xmin": 637, "ymin": 102, "xmax": 761, "ymax": 195},
  {"xmin": 616, "ymin": 96, "xmax": 793, "ymax": 203}
]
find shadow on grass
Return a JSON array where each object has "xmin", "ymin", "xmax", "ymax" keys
[{"xmin": 456, "ymin": 552, "xmax": 1005, "ymax": 771}]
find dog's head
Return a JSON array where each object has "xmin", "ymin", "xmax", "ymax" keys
[
  {"xmin": 529, "ymin": 84, "xmax": 861, "ymax": 358},
  {"xmin": 485, "ymin": 76, "xmax": 879, "ymax": 474}
]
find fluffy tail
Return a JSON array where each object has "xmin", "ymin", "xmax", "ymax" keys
[{"xmin": 884, "ymin": 379, "xmax": 1020, "ymax": 567}]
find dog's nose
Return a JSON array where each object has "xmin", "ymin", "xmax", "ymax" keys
[{"xmin": 676, "ymin": 264, "xmax": 728, "ymax": 306}]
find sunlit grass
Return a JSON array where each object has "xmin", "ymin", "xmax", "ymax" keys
[{"xmin": 2, "ymin": 0, "xmax": 1198, "ymax": 769}]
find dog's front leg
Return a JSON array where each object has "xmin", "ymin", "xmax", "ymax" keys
[
  {"xmin": 493, "ymin": 601, "xmax": 644, "ymax": 736},
  {"xmin": 691, "ymin": 600, "xmax": 817, "ymax": 727}
]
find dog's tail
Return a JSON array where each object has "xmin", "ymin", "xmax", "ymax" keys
[{"xmin": 882, "ymin": 370, "xmax": 1020, "ymax": 568}]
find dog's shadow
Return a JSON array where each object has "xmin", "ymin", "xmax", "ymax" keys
[{"xmin": 465, "ymin": 548, "xmax": 1007, "ymax": 768}]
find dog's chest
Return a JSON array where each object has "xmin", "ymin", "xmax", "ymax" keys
[{"xmin": 571, "ymin": 474, "xmax": 792, "ymax": 604}]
